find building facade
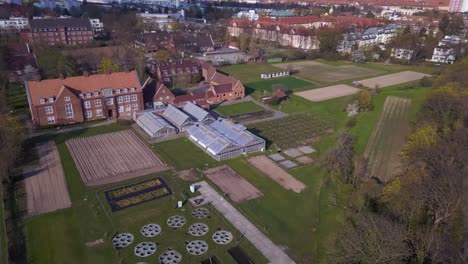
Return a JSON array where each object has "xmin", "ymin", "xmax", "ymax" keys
[
  {"xmin": 21, "ymin": 18, "xmax": 93, "ymax": 45},
  {"xmin": 25, "ymin": 71, "xmax": 144, "ymax": 126},
  {"xmin": 0, "ymin": 17, "xmax": 29, "ymax": 33}
]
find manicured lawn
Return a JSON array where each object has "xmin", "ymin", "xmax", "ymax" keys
[
  {"xmin": 23, "ymin": 130, "xmax": 267, "ymax": 264},
  {"xmin": 218, "ymin": 64, "xmax": 283, "ymax": 83},
  {"xmin": 215, "ymin": 101, "xmax": 265, "ymax": 117},
  {"xmin": 153, "ymin": 138, "xmax": 220, "ymax": 170},
  {"xmin": 245, "ymin": 76, "xmax": 316, "ymax": 96}
]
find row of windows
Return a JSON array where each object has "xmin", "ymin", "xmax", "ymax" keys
[
  {"xmin": 118, "ymin": 104, "xmax": 138, "ymax": 113},
  {"xmin": 83, "ymin": 96, "xmax": 136, "ymax": 108},
  {"xmin": 85, "ymin": 109, "xmax": 103, "ymax": 118}
]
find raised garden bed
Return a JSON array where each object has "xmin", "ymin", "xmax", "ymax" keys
[{"xmin": 105, "ymin": 178, "xmax": 172, "ymax": 212}]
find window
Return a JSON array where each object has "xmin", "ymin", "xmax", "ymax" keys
[
  {"xmin": 86, "ymin": 93, "xmax": 91, "ymax": 98},
  {"xmin": 94, "ymin": 99, "xmax": 101, "ymax": 107},
  {"xmin": 106, "ymin": 98, "xmax": 113, "ymax": 105},
  {"xmin": 48, "ymin": 97, "xmax": 54, "ymax": 103},
  {"xmin": 93, "ymin": 91, "xmax": 99, "ymax": 97},
  {"xmin": 123, "ymin": 88, "xmax": 128, "ymax": 93},
  {"xmin": 39, "ymin": 98, "xmax": 45, "ymax": 104},
  {"xmin": 65, "ymin": 103, "xmax": 74, "ymax": 118},
  {"xmin": 124, "ymin": 95, "xmax": 130, "ymax": 103},
  {"xmin": 117, "ymin": 96, "xmax": 123, "ymax": 103},
  {"xmin": 130, "ymin": 87, "xmax": 135, "ymax": 92},
  {"xmin": 84, "ymin": 101, "xmax": 91, "ymax": 108},
  {"xmin": 116, "ymin": 89, "xmax": 121, "ymax": 94},
  {"xmin": 132, "ymin": 104, "xmax": 138, "ymax": 110},
  {"xmin": 85, "ymin": 111, "xmax": 92, "ymax": 118},
  {"xmin": 118, "ymin": 106, "xmax": 124, "ymax": 113},
  {"xmin": 125, "ymin": 105, "xmax": 131, "ymax": 112},
  {"xmin": 131, "ymin": 94, "xmax": 137, "ymax": 101},
  {"xmin": 64, "ymin": 96, "xmax": 70, "ymax": 101},
  {"xmin": 47, "ymin": 116, "xmax": 55, "ymax": 124},
  {"xmin": 45, "ymin": 106, "xmax": 53, "ymax": 114},
  {"xmin": 96, "ymin": 109, "xmax": 103, "ymax": 116}
]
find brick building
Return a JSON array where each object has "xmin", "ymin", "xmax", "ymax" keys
[
  {"xmin": 21, "ymin": 18, "xmax": 94, "ymax": 46},
  {"xmin": 25, "ymin": 71, "xmax": 144, "ymax": 127}
]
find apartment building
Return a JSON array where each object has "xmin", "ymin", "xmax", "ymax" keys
[
  {"xmin": 25, "ymin": 71, "xmax": 144, "ymax": 126},
  {"xmin": 21, "ymin": 18, "xmax": 93, "ymax": 45}
]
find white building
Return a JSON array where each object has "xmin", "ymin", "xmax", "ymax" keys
[
  {"xmin": 359, "ymin": 24, "xmax": 400, "ymax": 48},
  {"xmin": 237, "ymin": 10, "xmax": 259, "ymax": 21},
  {"xmin": 89, "ymin": 18, "xmax": 104, "ymax": 36},
  {"xmin": 137, "ymin": 12, "xmax": 184, "ymax": 30},
  {"xmin": 391, "ymin": 48, "xmax": 414, "ymax": 61},
  {"xmin": 449, "ymin": 0, "xmax": 468, "ymax": 12},
  {"xmin": 0, "ymin": 17, "xmax": 29, "ymax": 33},
  {"xmin": 430, "ymin": 35, "xmax": 461, "ymax": 64}
]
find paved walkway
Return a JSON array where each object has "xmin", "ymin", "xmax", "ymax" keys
[
  {"xmin": 195, "ymin": 181, "xmax": 296, "ymax": 264},
  {"xmin": 28, "ymin": 119, "xmax": 116, "ymax": 138}
]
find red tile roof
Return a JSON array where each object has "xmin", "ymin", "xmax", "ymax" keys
[{"xmin": 27, "ymin": 71, "xmax": 141, "ymax": 105}]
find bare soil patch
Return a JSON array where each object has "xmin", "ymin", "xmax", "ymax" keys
[
  {"xmin": 296, "ymin": 156, "xmax": 315, "ymax": 164},
  {"xmin": 248, "ymin": 156, "xmax": 306, "ymax": 193},
  {"xmin": 359, "ymin": 71, "xmax": 430, "ymax": 88},
  {"xmin": 66, "ymin": 130, "xmax": 167, "ymax": 186},
  {"xmin": 203, "ymin": 165, "xmax": 263, "ymax": 203},
  {"xmin": 23, "ymin": 141, "xmax": 71, "ymax": 216},
  {"xmin": 295, "ymin": 84, "xmax": 361, "ymax": 102},
  {"xmin": 177, "ymin": 169, "xmax": 200, "ymax": 181}
]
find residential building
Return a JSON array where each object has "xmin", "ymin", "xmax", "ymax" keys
[
  {"xmin": 449, "ymin": 0, "xmax": 468, "ymax": 12},
  {"xmin": 430, "ymin": 35, "xmax": 461, "ymax": 64},
  {"xmin": 359, "ymin": 24, "xmax": 400, "ymax": 47},
  {"xmin": 89, "ymin": 18, "xmax": 104, "ymax": 36},
  {"xmin": 0, "ymin": 17, "xmax": 29, "ymax": 33},
  {"xmin": 198, "ymin": 48, "xmax": 246, "ymax": 66},
  {"xmin": 151, "ymin": 59, "xmax": 201, "ymax": 84},
  {"xmin": 237, "ymin": 10, "xmax": 259, "ymax": 21},
  {"xmin": 187, "ymin": 118, "xmax": 265, "ymax": 161},
  {"xmin": 136, "ymin": 31, "xmax": 214, "ymax": 55},
  {"xmin": 25, "ymin": 71, "xmax": 144, "ymax": 126},
  {"xmin": 21, "ymin": 18, "xmax": 94, "ymax": 45},
  {"xmin": 391, "ymin": 48, "xmax": 415, "ymax": 61},
  {"xmin": 137, "ymin": 12, "xmax": 184, "ymax": 30},
  {"xmin": 337, "ymin": 33, "xmax": 361, "ymax": 54}
]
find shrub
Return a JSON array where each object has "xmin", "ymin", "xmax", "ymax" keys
[
  {"xmin": 346, "ymin": 117, "xmax": 357, "ymax": 128},
  {"xmin": 419, "ymin": 76, "xmax": 433, "ymax": 87}
]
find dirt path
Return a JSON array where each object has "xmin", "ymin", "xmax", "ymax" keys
[
  {"xmin": 248, "ymin": 156, "xmax": 306, "ymax": 193},
  {"xmin": 23, "ymin": 141, "xmax": 71, "ymax": 216}
]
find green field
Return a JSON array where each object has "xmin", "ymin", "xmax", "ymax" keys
[
  {"xmin": 245, "ymin": 76, "xmax": 316, "ymax": 95},
  {"xmin": 22, "ymin": 130, "xmax": 267, "ymax": 264},
  {"xmin": 6, "ymin": 82, "xmax": 29, "ymax": 116},
  {"xmin": 218, "ymin": 64, "xmax": 282, "ymax": 83},
  {"xmin": 215, "ymin": 101, "xmax": 265, "ymax": 117}
]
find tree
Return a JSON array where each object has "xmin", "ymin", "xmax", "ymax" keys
[
  {"xmin": 365, "ymin": 11, "xmax": 375, "ymax": 18},
  {"xmin": 153, "ymin": 49, "xmax": 172, "ymax": 63},
  {"xmin": 321, "ymin": 132, "xmax": 355, "ymax": 183},
  {"xmin": 0, "ymin": 113, "xmax": 25, "ymax": 183},
  {"xmin": 317, "ymin": 29, "xmax": 342, "ymax": 54},
  {"xmin": 438, "ymin": 14, "xmax": 450, "ymax": 35},
  {"xmin": 97, "ymin": 57, "xmax": 122, "ymax": 74},
  {"xmin": 35, "ymin": 44, "xmax": 78, "ymax": 78},
  {"xmin": 356, "ymin": 90, "xmax": 374, "ymax": 111}
]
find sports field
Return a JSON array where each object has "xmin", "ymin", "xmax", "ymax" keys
[
  {"xmin": 215, "ymin": 101, "xmax": 265, "ymax": 117},
  {"xmin": 276, "ymin": 61, "xmax": 383, "ymax": 83},
  {"xmin": 363, "ymin": 96, "xmax": 412, "ymax": 182}
]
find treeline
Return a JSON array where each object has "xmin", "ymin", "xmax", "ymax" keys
[{"xmin": 327, "ymin": 57, "xmax": 468, "ymax": 263}]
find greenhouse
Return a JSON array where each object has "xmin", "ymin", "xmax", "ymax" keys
[
  {"xmin": 182, "ymin": 102, "xmax": 215, "ymax": 124},
  {"xmin": 162, "ymin": 104, "xmax": 194, "ymax": 132},
  {"xmin": 187, "ymin": 119, "xmax": 265, "ymax": 161},
  {"xmin": 136, "ymin": 112, "xmax": 177, "ymax": 138}
]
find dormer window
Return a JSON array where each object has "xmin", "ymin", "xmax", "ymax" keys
[
  {"xmin": 123, "ymin": 88, "xmax": 128, "ymax": 93},
  {"xmin": 39, "ymin": 98, "xmax": 46, "ymax": 104},
  {"xmin": 86, "ymin": 93, "xmax": 91, "ymax": 98},
  {"xmin": 130, "ymin": 87, "xmax": 135, "ymax": 92},
  {"xmin": 94, "ymin": 91, "xmax": 99, "ymax": 97},
  {"xmin": 79, "ymin": 93, "xmax": 83, "ymax": 98},
  {"xmin": 48, "ymin": 97, "xmax": 54, "ymax": 103},
  {"xmin": 116, "ymin": 89, "xmax": 121, "ymax": 94}
]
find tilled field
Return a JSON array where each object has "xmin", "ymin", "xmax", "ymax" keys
[
  {"xmin": 203, "ymin": 165, "xmax": 263, "ymax": 203},
  {"xmin": 66, "ymin": 130, "xmax": 167, "ymax": 186},
  {"xmin": 364, "ymin": 96, "xmax": 412, "ymax": 182},
  {"xmin": 295, "ymin": 84, "xmax": 361, "ymax": 102},
  {"xmin": 23, "ymin": 141, "xmax": 71, "ymax": 216},
  {"xmin": 248, "ymin": 156, "xmax": 306, "ymax": 193},
  {"xmin": 359, "ymin": 71, "xmax": 429, "ymax": 88}
]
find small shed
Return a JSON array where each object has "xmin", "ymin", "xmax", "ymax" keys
[
  {"xmin": 262, "ymin": 89, "xmax": 288, "ymax": 103},
  {"xmin": 136, "ymin": 112, "xmax": 176, "ymax": 138}
]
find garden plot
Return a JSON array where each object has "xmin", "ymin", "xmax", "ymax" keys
[
  {"xmin": 364, "ymin": 96, "xmax": 412, "ymax": 182},
  {"xmin": 295, "ymin": 84, "xmax": 361, "ymax": 102},
  {"xmin": 203, "ymin": 165, "xmax": 263, "ymax": 203},
  {"xmin": 276, "ymin": 60, "xmax": 382, "ymax": 83},
  {"xmin": 23, "ymin": 141, "xmax": 71, "ymax": 216},
  {"xmin": 66, "ymin": 130, "xmax": 167, "ymax": 186},
  {"xmin": 248, "ymin": 156, "xmax": 306, "ymax": 193},
  {"xmin": 249, "ymin": 113, "xmax": 328, "ymax": 149},
  {"xmin": 296, "ymin": 156, "xmax": 314, "ymax": 164},
  {"xmin": 359, "ymin": 71, "xmax": 429, "ymax": 88}
]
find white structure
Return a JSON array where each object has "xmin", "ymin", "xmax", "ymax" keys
[
  {"xmin": 136, "ymin": 112, "xmax": 177, "ymax": 138},
  {"xmin": 89, "ymin": 18, "xmax": 104, "ymax": 36},
  {"xmin": 430, "ymin": 35, "xmax": 461, "ymax": 64},
  {"xmin": 0, "ymin": 17, "xmax": 29, "ymax": 33},
  {"xmin": 449, "ymin": 0, "xmax": 468, "ymax": 12},
  {"xmin": 391, "ymin": 48, "xmax": 414, "ymax": 61},
  {"xmin": 260, "ymin": 71, "xmax": 290, "ymax": 79},
  {"xmin": 359, "ymin": 24, "xmax": 400, "ymax": 48},
  {"xmin": 337, "ymin": 33, "xmax": 361, "ymax": 54},
  {"xmin": 137, "ymin": 12, "xmax": 184, "ymax": 30},
  {"xmin": 237, "ymin": 10, "xmax": 259, "ymax": 21}
]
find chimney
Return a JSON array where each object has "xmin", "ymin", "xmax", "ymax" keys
[
  {"xmin": 83, "ymin": 70, "xmax": 90, "ymax": 77},
  {"xmin": 58, "ymin": 73, "xmax": 65, "ymax": 80}
]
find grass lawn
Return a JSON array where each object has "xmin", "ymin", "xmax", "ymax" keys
[
  {"xmin": 6, "ymin": 82, "xmax": 29, "ymax": 116},
  {"xmin": 245, "ymin": 76, "xmax": 316, "ymax": 97},
  {"xmin": 215, "ymin": 101, "xmax": 265, "ymax": 117},
  {"xmin": 23, "ymin": 128, "xmax": 267, "ymax": 264},
  {"xmin": 153, "ymin": 138, "xmax": 220, "ymax": 170},
  {"xmin": 217, "ymin": 64, "xmax": 282, "ymax": 83}
]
